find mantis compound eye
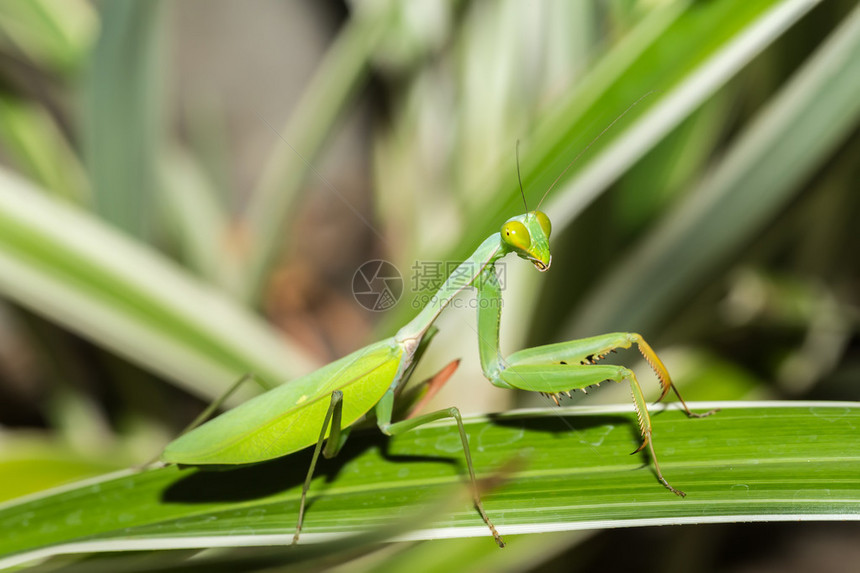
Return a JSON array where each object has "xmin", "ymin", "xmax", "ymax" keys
[
  {"xmin": 534, "ymin": 210, "xmax": 551, "ymax": 239},
  {"xmin": 501, "ymin": 221, "xmax": 530, "ymax": 251}
]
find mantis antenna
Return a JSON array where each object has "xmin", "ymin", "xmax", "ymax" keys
[
  {"xmin": 535, "ymin": 90, "xmax": 657, "ymax": 211},
  {"xmin": 516, "ymin": 139, "xmax": 528, "ymax": 211}
]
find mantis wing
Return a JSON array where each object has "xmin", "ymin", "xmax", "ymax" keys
[{"xmin": 162, "ymin": 338, "xmax": 403, "ymax": 465}]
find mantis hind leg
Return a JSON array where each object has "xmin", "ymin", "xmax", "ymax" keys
[
  {"xmin": 144, "ymin": 373, "xmax": 262, "ymax": 468},
  {"xmin": 293, "ymin": 390, "xmax": 346, "ymax": 545},
  {"xmin": 178, "ymin": 373, "xmax": 260, "ymax": 438},
  {"xmin": 378, "ymin": 402, "xmax": 505, "ymax": 548}
]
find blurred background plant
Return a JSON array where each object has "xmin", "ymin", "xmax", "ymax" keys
[{"xmin": 0, "ymin": 0, "xmax": 857, "ymax": 571}]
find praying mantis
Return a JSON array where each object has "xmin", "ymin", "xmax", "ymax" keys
[{"xmin": 161, "ymin": 156, "xmax": 717, "ymax": 548}]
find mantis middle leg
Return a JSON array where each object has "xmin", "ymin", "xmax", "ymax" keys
[
  {"xmin": 375, "ymin": 388, "xmax": 505, "ymax": 547},
  {"xmin": 293, "ymin": 390, "xmax": 351, "ymax": 544}
]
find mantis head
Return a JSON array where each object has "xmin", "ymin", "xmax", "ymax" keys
[{"xmin": 500, "ymin": 210, "xmax": 552, "ymax": 271}]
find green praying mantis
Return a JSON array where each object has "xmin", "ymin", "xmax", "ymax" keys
[{"xmin": 161, "ymin": 152, "xmax": 717, "ymax": 548}]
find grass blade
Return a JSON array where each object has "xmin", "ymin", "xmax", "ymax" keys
[
  {"xmin": 1, "ymin": 401, "xmax": 856, "ymax": 568},
  {"xmin": 0, "ymin": 0, "xmax": 95, "ymax": 74},
  {"xmin": 82, "ymin": 0, "xmax": 166, "ymax": 240},
  {"xmin": 0, "ymin": 167, "xmax": 315, "ymax": 401},
  {"xmin": 0, "ymin": 96, "xmax": 90, "ymax": 203},
  {"xmin": 568, "ymin": 0, "xmax": 860, "ymax": 335},
  {"xmin": 452, "ymin": 0, "xmax": 819, "ymax": 264},
  {"xmin": 545, "ymin": 0, "xmax": 820, "ymax": 231},
  {"xmin": 241, "ymin": 4, "xmax": 392, "ymax": 303}
]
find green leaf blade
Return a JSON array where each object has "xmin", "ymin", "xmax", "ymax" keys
[
  {"xmin": 567, "ymin": 0, "xmax": 860, "ymax": 335},
  {"xmin": 1, "ymin": 401, "xmax": 857, "ymax": 568},
  {"xmin": 0, "ymin": 167, "xmax": 315, "ymax": 401}
]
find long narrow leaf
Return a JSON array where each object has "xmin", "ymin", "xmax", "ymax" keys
[
  {"xmin": 1, "ymin": 401, "xmax": 856, "ymax": 568},
  {"xmin": 568, "ymin": 0, "xmax": 860, "ymax": 335},
  {"xmin": 0, "ymin": 0, "xmax": 95, "ymax": 74},
  {"xmin": 82, "ymin": 0, "xmax": 165, "ymax": 240},
  {"xmin": 544, "ymin": 0, "xmax": 820, "ymax": 231},
  {"xmin": 241, "ymin": 3, "xmax": 392, "ymax": 303},
  {"xmin": 454, "ymin": 0, "xmax": 818, "ymax": 263},
  {"xmin": 0, "ymin": 168, "xmax": 315, "ymax": 400},
  {"xmin": 0, "ymin": 97, "xmax": 90, "ymax": 203}
]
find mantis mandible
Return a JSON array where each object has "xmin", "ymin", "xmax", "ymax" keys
[{"xmin": 161, "ymin": 152, "xmax": 717, "ymax": 548}]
